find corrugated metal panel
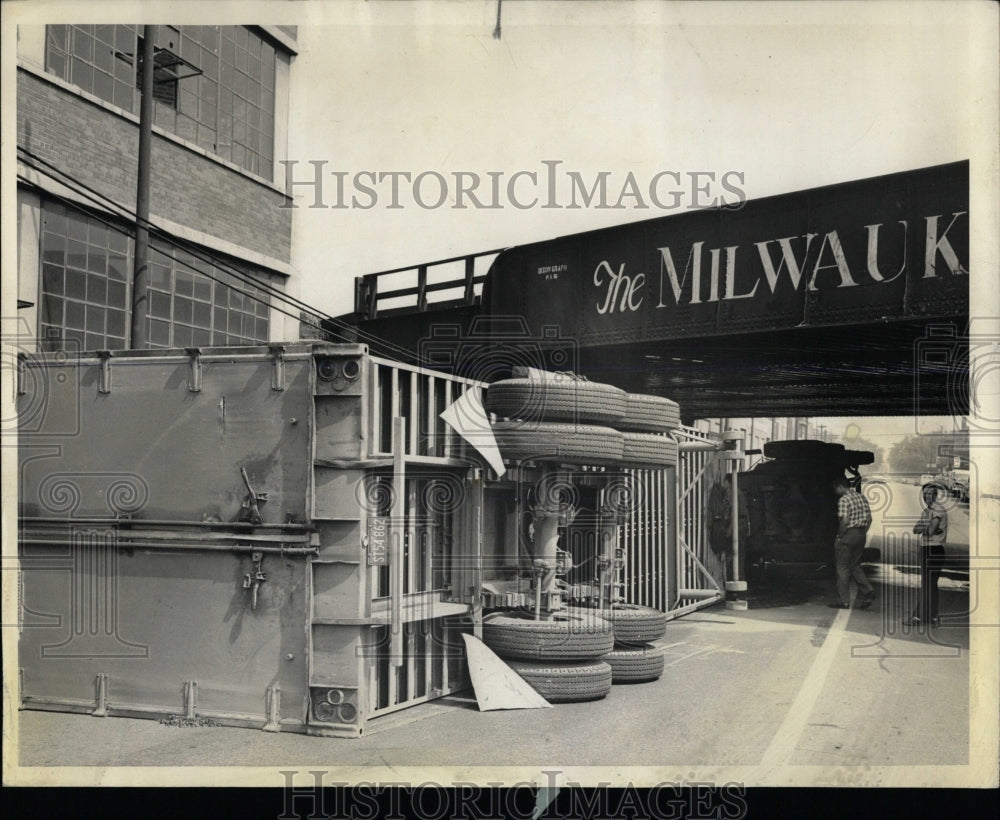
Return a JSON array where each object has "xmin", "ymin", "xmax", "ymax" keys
[{"xmin": 17, "ymin": 345, "xmax": 483, "ymax": 738}]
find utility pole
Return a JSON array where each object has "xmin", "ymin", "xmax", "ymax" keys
[{"xmin": 129, "ymin": 26, "xmax": 156, "ymax": 349}]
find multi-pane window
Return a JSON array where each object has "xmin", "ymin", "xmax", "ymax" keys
[
  {"xmin": 176, "ymin": 27, "xmax": 222, "ymax": 154},
  {"xmin": 39, "ymin": 202, "xmax": 131, "ymax": 351},
  {"xmin": 147, "ymin": 241, "xmax": 272, "ymax": 348},
  {"xmin": 46, "ymin": 24, "xmax": 137, "ymax": 112},
  {"xmin": 44, "ymin": 25, "xmax": 276, "ymax": 179},
  {"xmin": 38, "ymin": 200, "xmax": 272, "ymax": 352},
  {"xmin": 218, "ymin": 25, "xmax": 275, "ymax": 177}
]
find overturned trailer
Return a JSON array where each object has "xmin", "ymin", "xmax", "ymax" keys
[{"xmin": 16, "ymin": 343, "xmax": 737, "ymax": 736}]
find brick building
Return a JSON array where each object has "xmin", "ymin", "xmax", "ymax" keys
[{"xmin": 15, "ymin": 24, "xmax": 299, "ymax": 351}]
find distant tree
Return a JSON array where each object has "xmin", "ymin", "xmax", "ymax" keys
[{"xmin": 889, "ymin": 434, "xmax": 949, "ymax": 474}]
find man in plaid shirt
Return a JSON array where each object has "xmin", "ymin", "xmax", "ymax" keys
[{"xmin": 830, "ymin": 477, "xmax": 875, "ymax": 609}]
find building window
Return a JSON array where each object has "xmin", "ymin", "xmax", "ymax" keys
[
  {"xmin": 39, "ymin": 201, "xmax": 131, "ymax": 352},
  {"xmin": 38, "ymin": 199, "xmax": 272, "ymax": 352},
  {"xmin": 217, "ymin": 26, "xmax": 275, "ymax": 177},
  {"xmin": 177, "ymin": 26, "xmax": 223, "ymax": 155},
  {"xmin": 46, "ymin": 24, "xmax": 138, "ymax": 112},
  {"xmin": 45, "ymin": 25, "xmax": 276, "ymax": 179},
  {"xmin": 146, "ymin": 240, "xmax": 272, "ymax": 348},
  {"xmin": 136, "ymin": 34, "xmax": 180, "ymax": 110}
]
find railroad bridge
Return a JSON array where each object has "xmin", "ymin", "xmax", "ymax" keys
[{"xmin": 341, "ymin": 161, "xmax": 969, "ymax": 422}]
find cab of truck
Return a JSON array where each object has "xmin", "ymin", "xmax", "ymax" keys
[{"xmin": 738, "ymin": 440, "xmax": 875, "ymax": 577}]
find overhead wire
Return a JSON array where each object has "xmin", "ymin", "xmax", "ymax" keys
[
  {"xmin": 18, "ymin": 145, "xmax": 418, "ymax": 358},
  {"xmin": 16, "ymin": 146, "xmax": 423, "ymax": 360},
  {"xmin": 19, "ymin": 146, "xmax": 312, "ymax": 316},
  {"xmin": 17, "ymin": 166, "xmax": 331, "ymax": 341},
  {"xmin": 16, "ymin": 150, "xmax": 342, "ymax": 341}
]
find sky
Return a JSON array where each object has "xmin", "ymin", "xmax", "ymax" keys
[
  {"xmin": 3, "ymin": 0, "xmax": 997, "ymax": 441},
  {"xmin": 277, "ymin": 0, "xmax": 995, "ymax": 467},
  {"xmin": 282, "ymin": 0, "xmax": 998, "ymax": 319},
  {"xmin": 1, "ymin": 1, "xmax": 997, "ymax": 789}
]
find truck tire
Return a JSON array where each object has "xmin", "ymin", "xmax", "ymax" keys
[
  {"xmin": 763, "ymin": 440, "xmax": 845, "ymax": 460},
  {"xmin": 506, "ymin": 659, "xmax": 613, "ymax": 703},
  {"xmin": 618, "ymin": 394, "xmax": 681, "ymax": 433},
  {"xmin": 486, "ymin": 377, "xmax": 627, "ymax": 426},
  {"xmin": 621, "ymin": 432, "xmax": 678, "ymax": 468},
  {"xmin": 605, "ymin": 645, "xmax": 665, "ymax": 683},
  {"xmin": 589, "ymin": 604, "xmax": 668, "ymax": 644},
  {"xmin": 491, "ymin": 421, "xmax": 624, "ymax": 466},
  {"xmin": 482, "ymin": 610, "xmax": 615, "ymax": 660}
]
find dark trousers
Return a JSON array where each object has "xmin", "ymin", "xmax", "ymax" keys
[
  {"xmin": 834, "ymin": 526, "xmax": 873, "ymax": 605},
  {"xmin": 917, "ymin": 543, "xmax": 946, "ymax": 620}
]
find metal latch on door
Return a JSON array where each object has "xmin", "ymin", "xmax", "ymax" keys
[
  {"xmin": 242, "ymin": 551, "xmax": 266, "ymax": 610},
  {"xmin": 238, "ymin": 467, "xmax": 268, "ymax": 525}
]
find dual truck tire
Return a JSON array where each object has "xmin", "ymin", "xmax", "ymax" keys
[
  {"xmin": 588, "ymin": 604, "xmax": 666, "ymax": 684},
  {"xmin": 484, "ymin": 378, "xmax": 629, "ymax": 427},
  {"xmin": 481, "ymin": 610, "xmax": 615, "ymax": 661},
  {"xmin": 504, "ymin": 650, "xmax": 665, "ymax": 701},
  {"xmin": 621, "ymin": 393, "xmax": 681, "ymax": 433},
  {"xmin": 482, "ymin": 607, "xmax": 666, "ymax": 659},
  {"xmin": 482, "ymin": 610, "xmax": 614, "ymax": 703},
  {"xmin": 597, "ymin": 603, "xmax": 669, "ymax": 645},
  {"xmin": 505, "ymin": 659, "xmax": 614, "ymax": 703},
  {"xmin": 482, "ymin": 605, "xmax": 667, "ymax": 698},
  {"xmin": 762, "ymin": 440, "xmax": 875, "ymax": 468},
  {"xmin": 603, "ymin": 646, "xmax": 666, "ymax": 683}
]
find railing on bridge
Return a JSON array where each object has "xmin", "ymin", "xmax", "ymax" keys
[{"xmin": 354, "ymin": 250, "xmax": 504, "ymax": 320}]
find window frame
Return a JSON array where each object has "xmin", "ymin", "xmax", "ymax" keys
[
  {"xmin": 44, "ymin": 24, "xmax": 277, "ymax": 180},
  {"xmin": 36, "ymin": 198, "xmax": 273, "ymax": 352}
]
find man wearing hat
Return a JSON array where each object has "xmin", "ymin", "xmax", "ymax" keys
[{"xmin": 905, "ymin": 482, "xmax": 949, "ymax": 626}]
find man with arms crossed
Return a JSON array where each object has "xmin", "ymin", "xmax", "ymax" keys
[{"xmin": 904, "ymin": 482, "xmax": 949, "ymax": 626}]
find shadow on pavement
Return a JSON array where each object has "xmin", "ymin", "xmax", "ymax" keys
[{"xmin": 745, "ymin": 575, "xmax": 829, "ymax": 608}]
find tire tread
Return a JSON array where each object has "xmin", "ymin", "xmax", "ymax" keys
[
  {"xmin": 606, "ymin": 645, "xmax": 665, "ymax": 683},
  {"xmin": 506, "ymin": 659, "xmax": 613, "ymax": 702},
  {"xmin": 482, "ymin": 611, "xmax": 615, "ymax": 660},
  {"xmin": 618, "ymin": 394, "xmax": 681, "ymax": 433}
]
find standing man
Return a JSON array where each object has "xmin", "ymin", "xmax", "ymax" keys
[
  {"xmin": 904, "ymin": 482, "xmax": 949, "ymax": 626},
  {"xmin": 830, "ymin": 476, "xmax": 875, "ymax": 610}
]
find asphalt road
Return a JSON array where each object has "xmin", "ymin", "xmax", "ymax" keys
[
  {"xmin": 13, "ymin": 591, "xmax": 970, "ymax": 779},
  {"xmin": 11, "ymin": 479, "xmax": 977, "ymax": 784}
]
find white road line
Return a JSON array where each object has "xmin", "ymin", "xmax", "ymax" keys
[{"xmin": 759, "ymin": 606, "xmax": 850, "ymax": 770}]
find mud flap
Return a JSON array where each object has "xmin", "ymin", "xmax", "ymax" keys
[{"xmin": 461, "ymin": 634, "xmax": 551, "ymax": 711}]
